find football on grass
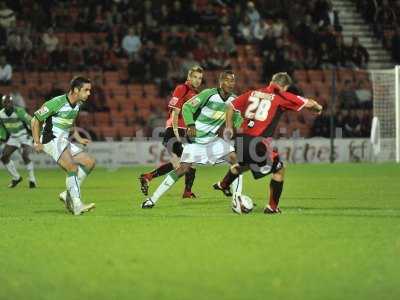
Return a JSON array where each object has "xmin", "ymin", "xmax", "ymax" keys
[{"xmin": 232, "ymin": 195, "xmax": 254, "ymax": 214}]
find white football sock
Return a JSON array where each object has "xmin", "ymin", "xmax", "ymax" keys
[
  {"xmin": 232, "ymin": 174, "xmax": 243, "ymax": 196},
  {"xmin": 77, "ymin": 166, "xmax": 90, "ymax": 186},
  {"xmin": 25, "ymin": 162, "xmax": 36, "ymax": 183},
  {"xmin": 66, "ymin": 172, "xmax": 82, "ymax": 208},
  {"xmin": 4, "ymin": 161, "xmax": 20, "ymax": 180},
  {"xmin": 151, "ymin": 171, "xmax": 179, "ymax": 203}
]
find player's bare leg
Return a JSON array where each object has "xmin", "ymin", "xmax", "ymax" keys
[
  {"xmin": 21, "ymin": 144, "xmax": 36, "ymax": 188},
  {"xmin": 264, "ymin": 166, "xmax": 285, "ymax": 214},
  {"xmin": 59, "ymin": 152, "xmax": 96, "ymax": 204},
  {"xmin": 142, "ymin": 162, "xmax": 192, "ymax": 208},
  {"xmin": 58, "ymin": 149, "xmax": 95, "ymax": 215},
  {"xmin": 1, "ymin": 145, "xmax": 22, "ymax": 188}
]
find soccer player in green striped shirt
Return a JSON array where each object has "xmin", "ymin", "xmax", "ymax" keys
[
  {"xmin": 142, "ymin": 70, "xmax": 243, "ymax": 208},
  {"xmin": 31, "ymin": 76, "xmax": 95, "ymax": 216},
  {"xmin": 0, "ymin": 94, "xmax": 37, "ymax": 188}
]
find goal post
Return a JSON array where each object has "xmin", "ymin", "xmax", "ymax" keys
[{"xmin": 369, "ymin": 66, "xmax": 400, "ymax": 162}]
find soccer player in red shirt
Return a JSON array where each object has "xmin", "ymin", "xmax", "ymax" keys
[
  {"xmin": 139, "ymin": 66, "xmax": 204, "ymax": 198},
  {"xmin": 214, "ymin": 72, "xmax": 323, "ymax": 213}
]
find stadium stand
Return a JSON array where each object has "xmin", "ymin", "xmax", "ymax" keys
[{"xmin": 0, "ymin": 0, "xmax": 383, "ymax": 140}]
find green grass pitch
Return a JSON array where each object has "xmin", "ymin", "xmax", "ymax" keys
[{"xmin": 0, "ymin": 163, "xmax": 399, "ymax": 300}]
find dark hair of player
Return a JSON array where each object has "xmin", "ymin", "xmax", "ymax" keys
[
  {"xmin": 219, "ymin": 70, "xmax": 235, "ymax": 81},
  {"xmin": 70, "ymin": 76, "xmax": 91, "ymax": 92},
  {"xmin": 271, "ymin": 72, "xmax": 293, "ymax": 87}
]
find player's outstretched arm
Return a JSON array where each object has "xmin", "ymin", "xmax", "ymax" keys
[
  {"xmin": 73, "ymin": 127, "xmax": 90, "ymax": 145},
  {"xmin": 223, "ymin": 104, "xmax": 235, "ymax": 140},
  {"xmin": 171, "ymin": 108, "xmax": 181, "ymax": 142},
  {"xmin": 31, "ymin": 117, "xmax": 43, "ymax": 152},
  {"xmin": 305, "ymin": 99, "xmax": 323, "ymax": 114}
]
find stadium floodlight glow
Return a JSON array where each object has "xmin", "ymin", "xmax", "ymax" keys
[{"xmin": 370, "ymin": 65, "xmax": 400, "ymax": 162}]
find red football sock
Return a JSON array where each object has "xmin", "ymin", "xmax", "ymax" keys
[
  {"xmin": 220, "ymin": 169, "xmax": 239, "ymax": 189},
  {"xmin": 269, "ymin": 179, "xmax": 284, "ymax": 210},
  {"xmin": 147, "ymin": 162, "xmax": 174, "ymax": 180}
]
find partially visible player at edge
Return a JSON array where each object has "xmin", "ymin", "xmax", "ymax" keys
[
  {"xmin": 139, "ymin": 66, "xmax": 204, "ymax": 198},
  {"xmin": 31, "ymin": 76, "xmax": 96, "ymax": 216},
  {"xmin": 214, "ymin": 72, "xmax": 323, "ymax": 213},
  {"xmin": 0, "ymin": 95, "xmax": 37, "ymax": 188}
]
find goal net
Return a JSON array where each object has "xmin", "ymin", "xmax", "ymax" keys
[{"xmin": 369, "ymin": 66, "xmax": 400, "ymax": 162}]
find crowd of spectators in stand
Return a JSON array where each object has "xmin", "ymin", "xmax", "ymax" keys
[
  {"xmin": 0, "ymin": 0, "xmax": 378, "ymax": 139},
  {"xmin": 356, "ymin": 0, "xmax": 400, "ymax": 64}
]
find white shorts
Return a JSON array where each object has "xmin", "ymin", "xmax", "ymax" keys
[
  {"xmin": 42, "ymin": 136, "xmax": 83, "ymax": 162},
  {"xmin": 6, "ymin": 134, "xmax": 33, "ymax": 148},
  {"xmin": 180, "ymin": 137, "xmax": 235, "ymax": 165}
]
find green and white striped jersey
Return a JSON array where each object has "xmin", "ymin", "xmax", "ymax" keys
[
  {"xmin": 34, "ymin": 94, "xmax": 81, "ymax": 143},
  {"xmin": 0, "ymin": 107, "xmax": 32, "ymax": 140},
  {"xmin": 182, "ymin": 88, "xmax": 242, "ymax": 144}
]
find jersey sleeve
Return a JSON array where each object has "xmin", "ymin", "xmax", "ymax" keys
[
  {"xmin": 168, "ymin": 85, "xmax": 188, "ymax": 110},
  {"xmin": 280, "ymin": 91, "xmax": 308, "ymax": 111},
  {"xmin": 0, "ymin": 121, "xmax": 7, "ymax": 141},
  {"xmin": 182, "ymin": 89, "xmax": 214, "ymax": 126},
  {"xmin": 15, "ymin": 107, "xmax": 32, "ymax": 128},
  {"xmin": 231, "ymin": 91, "xmax": 252, "ymax": 114},
  {"xmin": 34, "ymin": 98, "xmax": 61, "ymax": 121}
]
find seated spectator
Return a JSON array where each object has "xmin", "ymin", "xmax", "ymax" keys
[
  {"xmin": 259, "ymin": 28, "xmax": 276, "ymax": 56},
  {"xmin": 0, "ymin": 56, "xmax": 12, "ymax": 85},
  {"xmin": 355, "ymin": 79, "xmax": 372, "ymax": 109},
  {"xmin": 0, "ymin": 2, "xmax": 16, "ymax": 29},
  {"xmin": 253, "ymin": 19, "xmax": 270, "ymax": 41},
  {"xmin": 271, "ymin": 18, "xmax": 287, "ymax": 39},
  {"xmin": 339, "ymin": 80, "xmax": 359, "ymax": 109},
  {"xmin": 317, "ymin": 42, "xmax": 335, "ymax": 69},
  {"xmin": 245, "ymin": 1, "xmax": 260, "ymax": 27},
  {"xmin": 150, "ymin": 51, "xmax": 172, "ymax": 97},
  {"xmin": 343, "ymin": 110, "xmax": 361, "ymax": 137},
  {"xmin": 374, "ymin": 0, "xmax": 396, "ymax": 39},
  {"xmin": 122, "ymin": 27, "xmax": 142, "ymax": 58},
  {"xmin": 331, "ymin": 35, "xmax": 351, "ymax": 67},
  {"xmin": 294, "ymin": 14, "xmax": 317, "ymax": 50},
  {"xmin": 317, "ymin": 0, "xmax": 342, "ymax": 32},
  {"xmin": 237, "ymin": 15, "xmax": 253, "ymax": 43},
  {"xmin": 128, "ymin": 53, "xmax": 146, "ymax": 84},
  {"xmin": 183, "ymin": 28, "xmax": 200, "ymax": 53},
  {"xmin": 199, "ymin": 3, "xmax": 218, "ymax": 32},
  {"xmin": 68, "ymin": 42, "xmax": 85, "ymax": 71},
  {"xmin": 166, "ymin": 26, "xmax": 184, "ymax": 56},
  {"xmin": 42, "ymin": 28, "xmax": 59, "ymax": 53},
  {"xmin": 192, "ymin": 41, "xmax": 208, "ymax": 66},
  {"xmin": 303, "ymin": 48, "xmax": 319, "ymax": 69},
  {"xmin": 348, "ymin": 36, "xmax": 369, "ymax": 68},
  {"xmin": 312, "ymin": 111, "xmax": 330, "ymax": 137},
  {"xmin": 206, "ymin": 46, "xmax": 231, "ymax": 70},
  {"xmin": 216, "ymin": 26, "xmax": 237, "ymax": 56},
  {"xmin": 50, "ymin": 43, "xmax": 69, "ymax": 70}
]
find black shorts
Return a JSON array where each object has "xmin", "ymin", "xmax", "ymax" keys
[
  {"xmin": 162, "ymin": 127, "xmax": 186, "ymax": 157},
  {"xmin": 235, "ymin": 134, "xmax": 283, "ymax": 179}
]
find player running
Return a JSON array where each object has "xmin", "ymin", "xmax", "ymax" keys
[
  {"xmin": 31, "ymin": 76, "xmax": 96, "ymax": 216},
  {"xmin": 139, "ymin": 66, "xmax": 204, "ymax": 198},
  {"xmin": 0, "ymin": 95, "xmax": 37, "ymax": 188},
  {"xmin": 214, "ymin": 72, "xmax": 323, "ymax": 214},
  {"xmin": 141, "ymin": 70, "xmax": 243, "ymax": 208}
]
